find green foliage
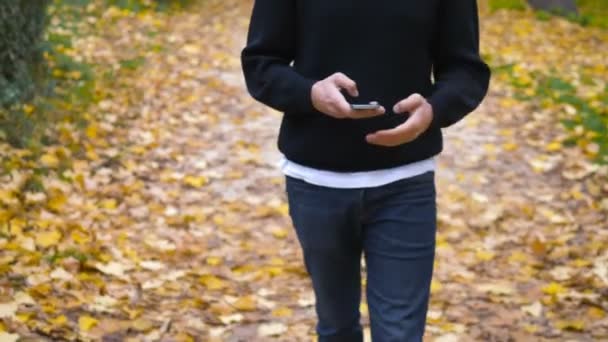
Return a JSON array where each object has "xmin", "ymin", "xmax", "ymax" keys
[
  {"xmin": 489, "ymin": 0, "xmax": 527, "ymax": 11},
  {"xmin": 0, "ymin": 0, "xmax": 192, "ymax": 149},
  {"xmin": 489, "ymin": 0, "xmax": 608, "ymax": 28},
  {"xmin": 0, "ymin": 0, "xmax": 96, "ymax": 148},
  {"xmin": 0, "ymin": 1, "xmax": 50, "ymax": 108},
  {"xmin": 494, "ymin": 64, "xmax": 608, "ymax": 164},
  {"xmin": 106, "ymin": 0, "xmax": 196, "ymax": 12},
  {"xmin": 45, "ymin": 247, "xmax": 91, "ymax": 264},
  {"xmin": 575, "ymin": 0, "xmax": 608, "ymax": 28},
  {"xmin": 535, "ymin": 10, "xmax": 554, "ymax": 20}
]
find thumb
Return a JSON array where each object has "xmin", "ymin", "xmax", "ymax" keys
[
  {"xmin": 332, "ymin": 72, "xmax": 359, "ymax": 97},
  {"xmin": 393, "ymin": 93, "xmax": 425, "ymax": 114}
]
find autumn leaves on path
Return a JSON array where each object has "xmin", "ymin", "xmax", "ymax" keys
[{"xmin": 2, "ymin": 1, "xmax": 607, "ymax": 341}]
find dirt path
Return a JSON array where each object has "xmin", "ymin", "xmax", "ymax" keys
[
  {"xmin": 104, "ymin": 2, "xmax": 606, "ymax": 340},
  {"xmin": 11, "ymin": 2, "xmax": 605, "ymax": 341}
]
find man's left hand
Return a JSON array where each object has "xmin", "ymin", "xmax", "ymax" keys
[{"xmin": 366, "ymin": 93, "xmax": 434, "ymax": 147}]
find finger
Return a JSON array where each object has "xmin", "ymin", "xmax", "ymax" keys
[
  {"xmin": 348, "ymin": 106, "xmax": 386, "ymax": 119},
  {"xmin": 334, "ymin": 96, "xmax": 353, "ymax": 117},
  {"xmin": 326, "ymin": 87, "xmax": 354, "ymax": 117},
  {"xmin": 366, "ymin": 121, "xmax": 419, "ymax": 146},
  {"xmin": 332, "ymin": 72, "xmax": 359, "ymax": 97},
  {"xmin": 393, "ymin": 93, "xmax": 425, "ymax": 114}
]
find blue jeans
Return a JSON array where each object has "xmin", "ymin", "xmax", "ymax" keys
[{"xmin": 285, "ymin": 171, "xmax": 437, "ymax": 342}]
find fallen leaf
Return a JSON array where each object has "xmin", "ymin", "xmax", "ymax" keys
[
  {"xmin": 79, "ymin": 315, "xmax": 98, "ymax": 332},
  {"xmin": 0, "ymin": 333, "xmax": 19, "ymax": 342},
  {"xmin": 258, "ymin": 322, "xmax": 287, "ymax": 337},
  {"xmin": 271, "ymin": 307, "xmax": 293, "ymax": 318},
  {"xmin": 219, "ymin": 313, "xmax": 243, "ymax": 325},
  {"xmin": 522, "ymin": 301, "xmax": 543, "ymax": 317},
  {"xmin": 542, "ymin": 282, "xmax": 567, "ymax": 296},
  {"xmin": 35, "ymin": 230, "xmax": 62, "ymax": 248},
  {"xmin": 0, "ymin": 303, "xmax": 18, "ymax": 319},
  {"xmin": 199, "ymin": 274, "xmax": 226, "ymax": 290},
  {"xmin": 139, "ymin": 260, "xmax": 165, "ymax": 271},
  {"xmin": 234, "ymin": 296, "xmax": 257, "ymax": 312},
  {"xmin": 476, "ymin": 283, "xmax": 514, "ymax": 296},
  {"xmin": 50, "ymin": 267, "xmax": 74, "ymax": 281},
  {"xmin": 555, "ymin": 319, "xmax": 585, "ymax": 331},
  {"xmin": 94, "ymin": 261, "xmax": 130, "ymax": 279}
]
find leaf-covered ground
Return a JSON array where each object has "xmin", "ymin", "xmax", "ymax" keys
[{"xmin": 1, "ymin": 1, "xmax": 607, "ymax": 341}]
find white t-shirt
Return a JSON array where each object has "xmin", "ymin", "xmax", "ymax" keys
[{"xmin": 278, "ymin": 156, "xmax": 436, "ymax": 189}]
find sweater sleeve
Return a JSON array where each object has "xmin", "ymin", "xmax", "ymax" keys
[
  {"xmin": 427, "ymin": 0, "xmax": 491, "ymax": 129},
  {"xmin": 241, "ymin": 0, "xmax": 317, "ymax": 114}
]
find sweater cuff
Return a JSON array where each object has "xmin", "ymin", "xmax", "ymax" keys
[
  {"xmin": 292, "ymin": 76, "xmax": 317, "ymax": 114},
  {"xmin": 427, "ymin": 94, "xmax": 447, "ymax": 130}
]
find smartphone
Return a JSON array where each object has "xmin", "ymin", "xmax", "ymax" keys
[{"xmin": 351, "ymin": 101, "xmax": 381, "ymax": 110}]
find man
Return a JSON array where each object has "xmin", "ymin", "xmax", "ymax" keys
[{"xmin": 241, "ymin": 1, "xmax": 491, "ymax": 341}]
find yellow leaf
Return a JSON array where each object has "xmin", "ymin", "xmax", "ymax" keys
[
  {"xmin": 0, "ymin": 321, "xmax": 5, "ymax": 331},
  {"xmin": 275, "ymin": 203, "xmax": 289, "ymax": 216},
  {"xmin": 430, "ymin": 279, "xmax": 442, "ymax": 294},
  {"xmin": 86, "ymin": 146, "xmax": 99, "ymax": 161},
  {"xmin": 199, "ymin": 275, "xmax": 225, "ymax": 290},
  {"xmin": 271, "ymin": 227, "xmax": 288, "ymax": 239},
  {"xmin": 272, "ymin": 307, "xmax": 293, "ymax": 318},
  {"xmin": 40, "ymin": 153, "xmax": 60, "ymax": 168},
  {"xmin": 175, "ymin": 332, "xmax": 195, "ymax": 342},
  {"xmin": 16, "ymin": 312, "xmax": 33, "ymax": 322},
  {"xmin": 132, "ymin": 318, "xmax": 155, "ymax": 332},
  {"xmin": 572, "ymin": 259, "xmax": 591, "ymax": 268},
  {"xmin": 542, "ymin": 282, "xmax": 567, "ymax": 296},
  {"xmin": 587, "ymin": 307, "xmax": 605, "ymax": 319},
  {"xmin": 47, "ymin": 191, "xmax": 67, "ymax": 212},
  {"xmin": 234, "ymin": 296, "xmax": 257, "ymax": 312},
  {"xmin": 499, "ymin": 98, "xmax": 518, "ymax": 108},
  {"xmin": 23, "ymin": 104, "xmax": 35, "ymax": 115},
  {"xmin": 232, "ymin": 264, "xmax": 254, "ymax": 275},
  {"xmin": 68, "ymin": 71, "xmax": 82, "ymax": 80},
  {"xmin": 555, "ymin": 320, "xmax": 584, "ymax": 331},
  {"xmin": 30, "ymin": 283, "xmax": 52, "ymax": 297},
  {"xmin": 49, "ymin": 315, "xmax": 68, "ymax": 326},
  {"xmin": 508, "ymin": 251, "xmax": 528, "ymax": 263},
  {"xmin": 183, "ymin": 175, "xmax": 208, "ymax": 188},
  {"xmin": 78, "ymin": 315, "xmax": 98, "ymax": 332},
  {"xmin": 265, "ymin": 266, "xmax": 283, "ymax": 277},
  {"xmin": 503, "ymin": 142, "xmax": 519, "ymax": 151},
  {"xmin": 100, "ymin": 198, "xmax": 117, "ymax": 210},
  {"xmin": 35, "ymin": 230, "xmax": 62, "ymax": 248},
  {"xmin": 72, "ymin": 230, "xmax": 91, "ymax": 245},
  {"xmin": 546, "ymin": 142, "xmax": 562, "ymax": 152},
  {"xmin": 359, "ymin": 303, "xmax": 368, "ymax": 316},
  {"xmin": 86, "ymin": 124, "xmax": 98, "ymax": 139},
  {"xmin": 206, "ymin": 256, "xmax": 222, "ymax": 266},
  {"xmin": 476, "ymin": 250, "xmax": 495, "ymax": 261}
]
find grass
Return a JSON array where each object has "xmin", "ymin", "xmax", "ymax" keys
[
  {"xmin": 487, "ymin": 0, "xmax": 608, "ymax": 28},
  {"xmin": 493, "ymin": 64, "xmax": 608, "ymax": 164}
]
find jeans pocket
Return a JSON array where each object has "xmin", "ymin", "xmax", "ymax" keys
[{"xmin": 285, "ymin": 175, "xmax": 333, "ymax": 196}]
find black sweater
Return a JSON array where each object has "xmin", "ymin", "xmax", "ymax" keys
[{"xmin": 241, "ymin": 0, "xmax": 491, "ymax": 172}]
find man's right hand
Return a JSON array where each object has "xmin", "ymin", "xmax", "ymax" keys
[{"xmin": 311, "ymin": 72, "xmax": 385, "ymax": 119}]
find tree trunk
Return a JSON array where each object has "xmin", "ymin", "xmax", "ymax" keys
[
  {"xmin": 0, "ymin": 0, "xmax": 50, "ymax": 108},
  {"xmin": 527, "ymin": 0, "xmax": 578, "ymax": 15}
]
